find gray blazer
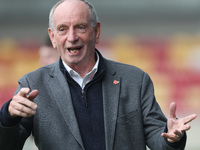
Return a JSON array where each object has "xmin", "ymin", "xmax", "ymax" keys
[{"xmin": 0, "ymin": 58, "xmax": 185, "ymax": 150}]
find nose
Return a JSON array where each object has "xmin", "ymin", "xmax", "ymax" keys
[{"xmin": 67, "ymin": 28, "xmax": 78, "ymax": 43}]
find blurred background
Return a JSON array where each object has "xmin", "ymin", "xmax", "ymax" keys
[{"xmin": 0, "ymin": 0, "xmax": 200, "ymax": 149}]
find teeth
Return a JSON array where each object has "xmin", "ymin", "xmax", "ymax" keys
[
  {"xmin": 68, "ymin": 47, "xmax": 81, "ymax": 53},
  {"xmin": 70, "ymin": 49, "xmax": 79, "ymax": 53}
]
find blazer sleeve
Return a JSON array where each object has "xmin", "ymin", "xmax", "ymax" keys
[{"xmin": 141, "ymin": 73, "xmax": 186, "ymax": 150}]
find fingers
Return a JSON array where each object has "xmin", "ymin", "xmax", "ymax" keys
[
  {"xmin": 8, "ymin": 88, "xmax": 38, "ymax": 117},
  {"xmin": 169, "ymin": 102, "xmax": 177, "ymax": 119},
  {"xmin": 17, "ymin": 88, "xmax": 39, "ymax": 101},
  {"xmin": 174, "ymin": 129, "xmax": 184, "ymax": 138},
  {"xmin": 164, "ymin": 102, "xmax": 197, "ymax": 143},
  {"xmin": 17, "ymin": 87, "xmax": 30, "ymax": 97},
  {"xmin": 161, "ymin": 130, "xmax": 184, "ymax": 143},
  {"xmin": 178, "ymin": 114, "xmax": 197, "ymax": 132},
  {"xmin": 183, "ymin": 114, "xmax": 197, "ymax": 125},
  {"xmin": 9, "ymin": 100, "xmax": 37, "ymax": 117}
]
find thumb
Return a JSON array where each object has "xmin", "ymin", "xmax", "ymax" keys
[
  {"xmin": 169, "ymin": 102, "xmax": 177, "ymax": 119},
  {"xmin": 27, "ymin": 90, "xmax": 39, "ymax": 101}
]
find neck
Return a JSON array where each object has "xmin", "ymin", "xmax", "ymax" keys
[{"xmin": 69, "ymin": 55, "xmax": 97, "ymax": 78}]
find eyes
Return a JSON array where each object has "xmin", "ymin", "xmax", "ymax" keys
[{"xmin": 58, "ymin": 24, "xmax": 87, "ymax": 35}]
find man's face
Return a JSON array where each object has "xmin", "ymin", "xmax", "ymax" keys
[{"xmin": 48, "ymin": 0, "xmax": 100, "ymax": 68}]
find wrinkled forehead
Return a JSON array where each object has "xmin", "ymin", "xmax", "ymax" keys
[{"xmin": 53, "ymin": 0, "xmax": 91, "ymax": 23}]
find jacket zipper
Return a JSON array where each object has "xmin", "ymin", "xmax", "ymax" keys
[{"xmin": 82, "ymin": 89, "xmax": 87, "ymax": 107}]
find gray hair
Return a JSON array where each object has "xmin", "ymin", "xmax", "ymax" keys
[{"xmin": 49, "ymin": 0, "xmax": 98, "ymax": 31}]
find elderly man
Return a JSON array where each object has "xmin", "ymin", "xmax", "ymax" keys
[{"xmin": 0, "ymin": 0, "xmax": 197, "ymax": 150}]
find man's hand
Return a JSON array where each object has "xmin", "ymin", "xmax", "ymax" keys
[
  {"xmin": 161, "ymin": 102, "xmax": 197, "ymax": 143},
  {"xmin": 8, "ymin": 88, "xmax": 38, "ymax": 117}
]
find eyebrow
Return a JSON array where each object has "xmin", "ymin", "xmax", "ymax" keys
[
  {"xmin": 57, "ymin": 23, "xmax": 89, "ymax": 29},
  {"xmin": 56, "ymin": 24, "xmax": 68, "ymax": 30},
  {"xmin": 75, "ymin": 23, "xmax": 88, "ymax": 27}
]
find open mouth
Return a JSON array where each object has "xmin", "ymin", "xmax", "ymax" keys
[{"xmin": 67, "ymin": 46, "xmax": 82, "ymax": 53}]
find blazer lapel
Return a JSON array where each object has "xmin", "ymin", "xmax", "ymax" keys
[
  {"xmin": 46, "ymin": 60, "xmax": 120, "ymax": 150},
  {"xmin": 102, "ymin": 70, "xmax": 120, "ymax": 150},
  {"xmin": 48, "ymin": 62, "xmax": 84, "ymax": 149}
]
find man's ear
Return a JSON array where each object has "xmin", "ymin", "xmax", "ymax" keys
[
  {"xmin": 95, "ymin": 22, "xmax": 101, "ymax": 44},
  {"xmin": 48, "ymin": 28, "xmax": 57, "ymax": 49}
]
